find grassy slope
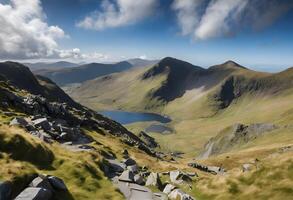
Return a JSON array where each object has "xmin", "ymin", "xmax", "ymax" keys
[{"xmin": 68, "ymin": 60, "xmax": 293, "ymax": 156}]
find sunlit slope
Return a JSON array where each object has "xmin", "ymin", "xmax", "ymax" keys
[{"xmin": 68, "ymin": 57, "xmax": 293, "ymax": 156}]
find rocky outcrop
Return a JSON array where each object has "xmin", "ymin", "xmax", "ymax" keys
[
  {"xmin": 138, "ymin": 131, "xmax": 159, "ymax": 148},
  {"xmin": 188, "ymin": 162, "xmax": 226, "ymax": 175},
  {"xmin": 14, "ymin": 174, "xmax": 67, "ymax": 200},
  {"xmin": 198, "ymin": 123, "xmax": 277, "ymax": 158}
]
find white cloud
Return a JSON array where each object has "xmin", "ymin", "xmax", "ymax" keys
[
  {"xmin": 172, "ymin": 0, "xmax": 293, "ymax": 40},
  {"xmin": 77, "ymin": 0, "xmax": 157, "ymax": 30},
  {"xmin": 0, "ymin": 0, "xmax": 66, "ymax": 59}
]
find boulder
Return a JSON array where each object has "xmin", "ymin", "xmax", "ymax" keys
[
  {"xmin": 170, "ymin": 170, "xmax": 181, "ymax": 184},
  {"xmin": 168, "ymin": 189, "xmax": 194, "ymax": 200},
  {"xmin": 15, "ymin": 187, "xmax": 52, "ymax": 200},
  {"xmin": 107, "ymin": 159, "xmax": 126, "ymax": 173},
  {"xmin": 134, "ymin": 174, "xmax": 145, "ymax": 185},
  {"xmin": 119, "ymin": 170, "xmax": 134, "ymax": 183},
  {"xmin": 123, "ymin": 158, "xmax": 136, "ymax": 166},
  {"xmin": 242, "ymin": 163, "xmax": 253, "ymax": 172},
  {"xmin": 0, "ymin": 181, "xmax": 12, "ymax": 200},
  {"xmin": 10, "ymin": 117, "xmax": 28, "ymax": 127},
  {"xmin": 29, "ymin": 176, "xmax": 53, "ymax": 191},
  {"xmin": 32, "ymin": 118, "xmax": 51, "ymax": 131},
  {"xmin": 163, "ymin": 183, "xmax": 176, "ymax": 194},
  {"xmin": 145, "ymin": 172, "xmax": 162, "ymax": 189},
  {"xmin": 127, "ymin": 165, "xmax": 138, "ymax": 174},
  {"xmin": 47, "ymin": 176, "xmax": 68, "ymax": 191}
]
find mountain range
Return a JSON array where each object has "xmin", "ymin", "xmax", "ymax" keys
[{"xmin": 0, "ymin": 58, "xmax": 292, "ymax": 200}]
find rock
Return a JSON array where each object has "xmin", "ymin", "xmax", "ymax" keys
[
  {"xmin": 32, "ymin": 118, "xmax": 51, "ymax": 131},
  {"xmin": 188, "ymin": 162, "xmax": 225, "ymax": 175},
  {"xmin": 122, "ymin": 149, "xmax": 129, "ymax": 158},
  {"xmin": 242, "ymin": 163, "xmax": 253, "ymax": 172},
  {"xmin": 30, "ymin": 131, "xmax": 52, "ymax": 143},
  {"xmin": 107, "ymin": 159, "xmax": 126, "ymax": 173},
  {"xmin": 123, "ymin": 158, "xmax": 136, "ymax": 166},
  {"xmin": 0, "ymin": 181, "xmax": 12, "ymax": 200},
  {"xmin": 10, "ymin": 117, "xmax": 28, "ymax": 127},
  {"xmin": 29, "ymin": 176, "xmax": 53, "ymax": 191},
  {"xmin": 119, "ymin": 170, "xmax": 135, "ymax": 183},
  {"xmin": 47, "ymin": 176, "xmax": 68, "ymax": 191},
  {"xmin": 168, "ymin": 189, "xmax": 195, "ymax": 200},
  {"xmin": 170, "ymin": 170, "xmax": 181, "ymax": 184},
  {"xmin": 138, "ymin": 131, "xmax": 158, "ymax": 148},
  {"xmin": 145, "ymin": 172, "xmax": 162, "ymax": 189},
  {"xmin": 127, "ymin": 165, "xmax": 138, "ymax": 174},
  {"xmin": 15, "ymin": 187, "xmax": 52, "ymax": 200},
  {"xmin": 163, "ymin": 183, "xmax": 176, "ymax": 194},
  {"xmin": 134, "ymin": 174, "xmax": 145, "ymax": 185}
]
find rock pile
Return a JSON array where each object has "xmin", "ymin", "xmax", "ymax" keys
[
  {"xmin": 188, "ymin": 162, "xmax": 226, "ymax": 175},
  {"xmin": 11, "ymin": 174, "xmax": 68, "ymax": 200},
  {"xmin": 102, "ymin": 156, "xmax": 196, "ymax": 200}
]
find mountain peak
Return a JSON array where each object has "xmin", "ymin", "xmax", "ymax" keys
[{"xmin": 221, "ymin": 60, "xmax": 247, "ymax": 69}]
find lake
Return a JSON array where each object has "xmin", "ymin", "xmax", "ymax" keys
[{"xmin": 99, "ymin": 110, "xmax": 171, "ymax": 125}]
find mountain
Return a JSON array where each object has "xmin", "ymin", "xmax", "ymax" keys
[
  {"xmin": 67, "ymin": 57, "xmax": 293, "ymax": 153},
  {"xmin": 24, "ymin": 61, "xmax": 79, "ymax": 71},
  {"xmin": 34, "ymin": 61, "xmax": 133, "ymax": 86},
  {"xmin": 126, "ymin": 58, "xmax": 158, "ymax": 67},
  {"xmin": 0, "ymin": 61, "xmax": 173, "ymax": 199}
]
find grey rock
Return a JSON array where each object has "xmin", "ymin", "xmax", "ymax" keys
[
  {"xmin": 29, "ymin": 176, "xmax": 53, "ymax": 191},
  {"xmin": 163, "ymin": 183, "xmax": 176, "ymax": 194},
  {"xmin": 119, "ymin": 170, "xmax": 135, "ymax": 183},
  {"xmin": 107, "ymin": 159, "xmax": 126, "ymax": 173},
  {"xmin": 15, "ymin": 187, "xmax": 52, "ymax": 200},
  {"xmin": 0, "ymin": 181, "xmax": 12, "ymax": 200},
  {"xmin": 127, "ymin": 165, "xmax": 138, "ymax": 174},
  {"xmin": 145, "ymin": 172, "xmax": 162, "ymax": 189},
  {"xmin": 123, "ymin": 158, "xmax": 136, "ymax": 166},
  {"xmin": 168, "ymin": 189, "xmax": 195, "ymax": 200},
  {"xmin": 170, "ymin": 170, "xmax": 182, "ymax": 184},
  {"xmin": 10, "ymin": 117, "xmax": 28, "ymax": 127},
  {"xmin": 133, "ymin": 174, "xmax": 144, "ymax": 185},
  {"xmin": 32, "ymin": 118, "xmax": 51, "ymax": 131},
  {"xmin": 47, "ymin": 176, "xmax": 68, "ymax": 191},
  {"xmin": 242, "ymin": 163, "xmax": 253, "ymax": 172}
]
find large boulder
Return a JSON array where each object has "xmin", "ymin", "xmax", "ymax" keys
[
  {"xmin": 123, "ymin": 158, "xmax": 136, "ymax": 166},
  {"xmin": 163, "ymin": 183, "xmax": 176, "ymax": 194},
  {"xmin": 107, "ymin": 159, "xmax": 126, "ymax": 173},
  {"xmin": 119, "ymin": 170, "xmax": 135, "ymax": 183},
  {"xmin": 9, "ymin": 117, "xmax": 29, "ymax": 127},
  {"xmin": 0, "ymin": 181, "xmax": 12, "ymax": 200},
  {"xmin": 170, "ymin": 170, "xmax": 182, "ymax": 184},
  {"xmin": 15, "ymin": 187, "xmax": 52, "ymax": 200},
  {"xmin": 127, "ymin": 165, "xmax": 138, "ymax": 174},
  {"xmin": 134, "ymin": 174, "xmax": 145, "ymax": 185},
  {"xmin": 32, "ymin": 118, "xmax": 51, "ymax": 131},
  {"xmin": 168, "ymin": 189, "xmax": 194, "ymax": 200},
  {"xmin": 47, "ymin": 176, "xmax": 68, "ymax": 191},
  {"xmin": 145, "ymin": 172, "xmax": 162, "ymax": 189}
]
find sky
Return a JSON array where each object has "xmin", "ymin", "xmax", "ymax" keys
[{"xmin": 0, "ymin": 0, "xmax": 293, "ymax": 71}]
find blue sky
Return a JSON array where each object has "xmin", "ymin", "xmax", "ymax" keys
[{"xmin": 0, "ymin": 0, "xmax": 293, "ymax": 71}]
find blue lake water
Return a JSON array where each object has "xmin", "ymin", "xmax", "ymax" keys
[{"xmin": 99, "ymin": 110, "xmax": 171, "ymax": 125}]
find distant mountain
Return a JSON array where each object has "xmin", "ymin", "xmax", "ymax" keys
[
  {"xmin": 68, "ymin": 57, "xmax": 293, "ymax": 114},
  {"xmin": 34, "ymin": 61, "xmax": 133, "ymax": 86},
  {"xmin": 126, "ymin": 58, "xmax": 158, "ymax": 67},
  {"xmin": 0, "ymin": 61, "xmax": 79, "ymax": 108},
  {"xmin": 24, "ymin": 61, "xmax": 79, "ymax": 71}
]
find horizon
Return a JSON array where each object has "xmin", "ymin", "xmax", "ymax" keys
[{"xmin": 0, "ymin": 0, "xmax": 293, "ymax": 72}]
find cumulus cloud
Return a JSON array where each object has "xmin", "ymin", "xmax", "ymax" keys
[
  {"xmin": 77, "ymin": 0, "xmax": 157, "ymax": 30},
  {"xmin": 55, "ymin": 48, "xmax": 111, "ymax": 62},
  {"xmin": 172, "ymin": 0, "xmax": 293, "ymax": 40},
  {"xmin": 0, "ymin": 0, "xmax": 66, "ymax": 59}
]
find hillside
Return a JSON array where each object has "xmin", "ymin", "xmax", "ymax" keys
[
  {"xmin": 0, "ymin": 62, "xmax": 192, "ymax": 200},
  {"xmin": 25, "ymin": 61, "xmax": 79, "ymax": 71},
  {"xmin": 33, "ymin": 61, "xmax": 134, "ymax": 86},
  {"xmin": 67, "ymin": 57, "xmax": 293, "ymax": 155}
]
